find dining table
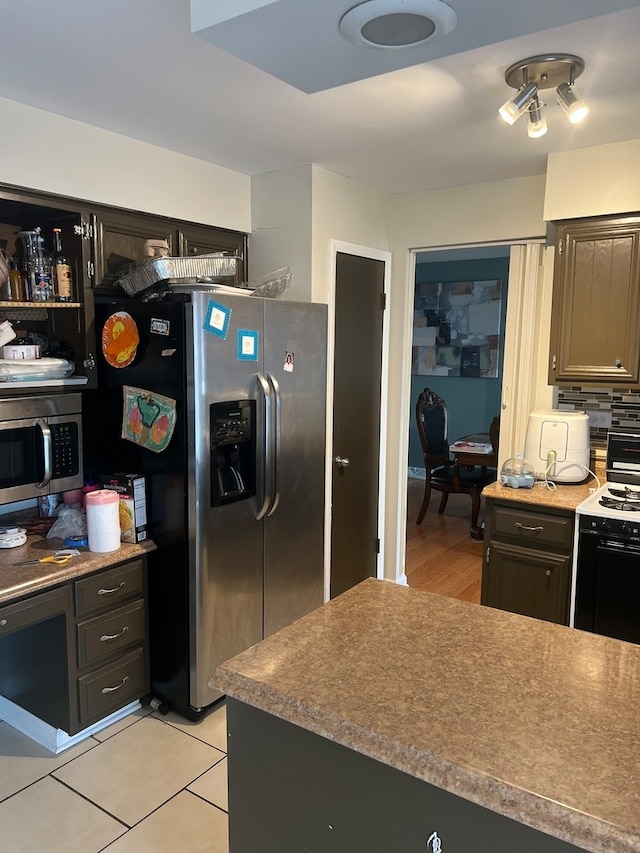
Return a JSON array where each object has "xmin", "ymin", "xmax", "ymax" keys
[{"xmin": 449, "ymin": 432, "xmax": 497, "ymax": 468}]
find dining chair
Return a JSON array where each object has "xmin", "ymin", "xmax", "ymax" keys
[{"xmin": 415, "ymin": 388, "xmax": 498, "ymax": 540}]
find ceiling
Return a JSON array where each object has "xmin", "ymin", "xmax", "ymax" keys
[{"xmin": 1, "ymin": 0, "xmax": 639, "ymax": 196}]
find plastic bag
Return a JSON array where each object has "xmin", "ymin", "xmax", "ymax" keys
[
  {"xmin": 46, "ymin": 505, "xmax": 87, "ymax": 540},
  {"xmin": 0, "ymin": 357, "xmax": 74, "ymax": 382}
]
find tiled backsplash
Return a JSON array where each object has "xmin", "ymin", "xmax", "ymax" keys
[{"xmin": 558, "ymin": 387, "xmax": 640, "ymax": 449}]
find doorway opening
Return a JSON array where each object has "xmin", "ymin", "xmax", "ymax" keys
[{"xmin": 405, "ymin": 243, "xmax": 510, "ymax": 603}]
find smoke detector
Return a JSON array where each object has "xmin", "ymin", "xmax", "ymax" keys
[{"xmin": 339, "ymin": 0, "xmax": 458, "ymax": 49}]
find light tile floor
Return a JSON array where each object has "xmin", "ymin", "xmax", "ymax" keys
[{"xmin": 0, "ymin": 700, "xmax": 229, "ymax": 852}]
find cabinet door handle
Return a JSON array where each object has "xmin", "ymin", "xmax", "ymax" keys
[
  {"xmin": 101, "ymin": 675, "xmax": 130, "ymax": 695},
  {"xmin": 514, "ymin": 522, "xmax": 544, "ymax": 533},
  {"xmin": 98, "ymin": 582, "xmax": 126, "ymax": 596},
  {"xmin": 100, "ymin": 626, "xmax": 129, "ymax": 643},
  {"xmin": 545, "ymin": 569, "xmax": 552, "ymax": 576},
  {"xmin": 0, "ymin": 618, "xmax": 7, "ymax": 628}
]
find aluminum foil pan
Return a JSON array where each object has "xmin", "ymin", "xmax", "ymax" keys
[{"xmin": 117, "ymin": 255, "xmax": 238, "ymax": 297}]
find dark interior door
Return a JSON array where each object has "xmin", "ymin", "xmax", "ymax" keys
[{"xmin": 330, "ymin": 252, "xmax": 384, "ymax": 598}]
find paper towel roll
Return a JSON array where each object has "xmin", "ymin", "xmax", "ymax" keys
[{"xmin": 86, "ymin": 489, "xmax": 121, "ymax": 553}]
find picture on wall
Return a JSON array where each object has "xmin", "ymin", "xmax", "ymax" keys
[{"xmin": 411, "ymin": 280, "xmax": 502, "ymax": 378}]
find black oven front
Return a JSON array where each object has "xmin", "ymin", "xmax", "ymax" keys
[{"xmin": 574, "ymin": 514, "xmax": 640, "ymax": 645}]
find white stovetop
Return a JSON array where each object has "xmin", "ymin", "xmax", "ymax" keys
[{"xmin": 576, "ymin": 480, "xmax": 640, "ymax": 519}]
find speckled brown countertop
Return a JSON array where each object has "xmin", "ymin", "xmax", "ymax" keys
[
  {"xmin": 482, "ymin": 464, "xmax": 605, "ymax": 511},
  {"xmin": 214, "ymin": 578, "xmax": 640, "ymax": 853},
  {"xmin": 0, "ymin": 534, "xmax": 156, "ymax": 606}
]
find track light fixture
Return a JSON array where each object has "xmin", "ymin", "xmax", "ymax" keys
[
  {"xmin": 498, "ymin": 81, "xmax": 537, "ymax": 125},
  {"xmin": 556, "ymin": 81, "xmax": 590, "ymax": 124},
  {"xmin": 498, "ymin": 54, "xmax": 589, "ymax": 138},
  {"xmin": 527, "ymin": 95, "xmax": 547, "ymax": 138}
]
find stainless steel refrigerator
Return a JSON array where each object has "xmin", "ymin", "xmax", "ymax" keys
[{"xmin": 87, "ymin": 290, "xmax": 327, "ymax": 718}]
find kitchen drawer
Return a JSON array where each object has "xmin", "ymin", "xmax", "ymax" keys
[
  {"xmin": 77, "ymin": 647, "xmax": 147, "ymax": 725},
  {"xmin": 0, "ymin": 586, "xmax": 68, "ymax": 639},
  {"xmin": 490, "ymin": 505, "xmax": 573, "ymax": 552},
  {"xmin": 77, "ymin": 599, "xmax": 145, "ymax": 669},
  {"xmin": 75, "ymin": 560, "xmax": 143, "ymax": 617}
]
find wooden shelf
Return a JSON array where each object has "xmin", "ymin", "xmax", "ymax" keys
[{"xmin": 0, "ymin": 301, "xmax": 81, "ymax": 308}]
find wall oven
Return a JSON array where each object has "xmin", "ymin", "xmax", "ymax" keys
[
  {"xmin": 0, "ymin": 393, "xmax": 83, "ymax": 505},
  {"xmin": 571, "ymin": 432, "xmax": 640, "ymax": 645}
]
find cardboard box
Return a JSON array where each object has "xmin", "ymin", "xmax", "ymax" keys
[{"xmin": 102, "ymin": 473, "xmax": 147, "ymax": 543}]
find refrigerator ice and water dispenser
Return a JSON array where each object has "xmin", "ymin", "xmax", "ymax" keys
[{"xmin": 210, "ymin": 400, "xmax": 256, "ymax": 506}]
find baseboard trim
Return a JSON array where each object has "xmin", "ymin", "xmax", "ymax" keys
[{"xmin": 0, "ymin": 696, "xmax": 141, "ymax": 753}]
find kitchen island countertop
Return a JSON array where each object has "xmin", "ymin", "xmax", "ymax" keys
[
  {"xmin": 0, "ymin": 534, "xmax": 156, "ymax": 606},
  {"xmin": 214, "ymin": 578, "xmax": 640, "ymax": 853}
]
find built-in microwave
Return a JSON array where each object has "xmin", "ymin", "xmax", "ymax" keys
[{"xmin": 0, "ymin": 393, "xmax": 83, "ymax": 505}]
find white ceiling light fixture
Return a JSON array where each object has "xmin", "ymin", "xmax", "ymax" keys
[
  {"xmin": 498, "ymin": 54, "xmax": 590, "ymax": 138},
  {"xmin": 339, "ymin": 0, "xmax": 458, "ymax": 49}
]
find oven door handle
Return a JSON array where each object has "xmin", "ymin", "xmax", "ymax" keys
[
  {"xmin": 35, "ymin": 418, "xmax": 53, "ymax": 489},
  {"xmin": 597, "ymin": 540, "xmax": 640, "ymax": 555}
]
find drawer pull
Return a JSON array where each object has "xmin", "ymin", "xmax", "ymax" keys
[
  {"xmin": 101, "ymin": 675, "xmax": 129, "ymax": 695},
  {"xmin": 0, "ymin": 619, "xmax": 7, "ymax": 627},
  {"xmin": 100, "ymin": 626, "xmax": 129, "ymax": 643},
  {"xmin": 98, "ymin": 582, "xmax": 126, "ymax": 596},
  {"xmin": 514, "ymin": 522, "xmax": 544, "ymax": 533}
]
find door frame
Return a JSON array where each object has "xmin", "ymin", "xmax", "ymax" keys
[
  {"xmin": 394, "ymin": 240, "xmax": 555, "ymax": 585},
  {"xmin": 327, "ymin": 240, "xmax": 392, "ymax": 601}
]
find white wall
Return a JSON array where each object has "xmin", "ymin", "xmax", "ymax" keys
[
  {"xmin": 384, "ymin": 175, "xmax": 547, "ymax": 582},
  {"xmin": 311, "ymin": 165, "xmax": 391, "ymax": 303},
  {"xmin": 0, "ymin": 97, "xmax": 251, "ymax": 231},
  {"xmin": 544, "ymin": 139, "xmax": 640, "ymax": 221},
  {"xmin": 250, "ymin": 164, "xmax": 390, "ymax": 303},
  {"xmin": 250, "ymin": 165, "xmax": 313, "ymax": 300}
]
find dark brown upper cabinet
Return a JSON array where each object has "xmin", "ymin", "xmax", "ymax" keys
[
  {"xmin": 93, "ymin": 212, "xmax": 248, "ymax": 295},
  {"xmin": 92, "ymin": 208, "xmax": 176, "ymax": 296},
  {"xmin": 548, "ymin": 213, "xmax": 640, "ymax": 386},
  {"xmin": 178, "ymin": 222, "xmax": 247, "ymax": 286},
  {"xmin": 0, "ymin": 183, "xmax": 248, "ymax": 395},
  {"xmin": 0, "ymin": 185, "xmax": 97, "ymax": 389}
]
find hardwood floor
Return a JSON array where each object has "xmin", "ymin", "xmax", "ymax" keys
[{"xmin": 405, "ymin": 477, "xmax": 485, "ymax": 603}]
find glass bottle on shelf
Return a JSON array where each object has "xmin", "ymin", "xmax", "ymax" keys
[
  {"xmin": 52, "ymin": 227, "xmax": 74, "ymax": 301},
  {"xmin": 19, "ymin": 228, "xmax": 53, "ymax": 302},
  {"xmin": 8, "ymin": 257, "xmax": 24, "ymax": 301},
  {"xmin": 0, "ymin": 240, "xmax": 9, "ymax": 300},
  {"xmin": 20, "ymin": 256, "xmax": 31, "ymax": 301}
]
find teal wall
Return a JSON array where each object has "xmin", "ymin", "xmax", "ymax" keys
[{"xmin": 409, "ymin": 256, "xmax": 509, "ymax": 470}]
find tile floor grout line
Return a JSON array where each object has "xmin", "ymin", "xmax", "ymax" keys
[
  {"xmin": 185, "ymin": 788, "xmax": 228, "ymax": 814},
  {"xmin": 188, "ymin": 755, "xmax": 227, "ymax": 788},
  {"xmin": 0, "ymin": 733, "xmax": 103, "ymax": 806},
  {"xmin": 48, "ymin": 774, "xmax": 131, "ymax": 830},
  {"xmin": 160, "ymin": 718, "xmax": 228, "ymax": 754}
]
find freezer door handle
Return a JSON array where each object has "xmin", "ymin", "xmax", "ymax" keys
[
  {"xmin": 266, "ymin": 372, "xmax": 281, "ymax": 517},
  {"xmin": 256, "ymin": 372, "xmax": 273, "ymax": 520}
]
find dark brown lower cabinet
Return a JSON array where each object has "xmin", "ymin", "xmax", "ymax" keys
[
  {"xmin": 226, "ymin": 699, "xmax": 583, "ymax": 852},
  {"xmin": 0, "ymin": 556, "xmax": 148, "ymax": 735},
  {"xmin": 481, "ymin": 499, "xmax": 573, "ymax": 625}
]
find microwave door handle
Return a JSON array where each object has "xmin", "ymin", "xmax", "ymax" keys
[
  {"xmin": 266, "ymin": 372, "xmax": 281, "ymax": 517},
  {"xmin": 256, "ymin": 372, "xmax": 273, "ymax": 520},
  {"xmin": 35, "ymin": 418, "xmax": 53, "ymax": 489}
]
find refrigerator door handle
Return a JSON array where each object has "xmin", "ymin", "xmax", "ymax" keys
[
  {"xmin": 266, "ymin": 372, "xmax": 281, "ymax": 516},
  {"xmin": 256, "ymin": 372, "xmax": 273, "ymax": 520}
]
